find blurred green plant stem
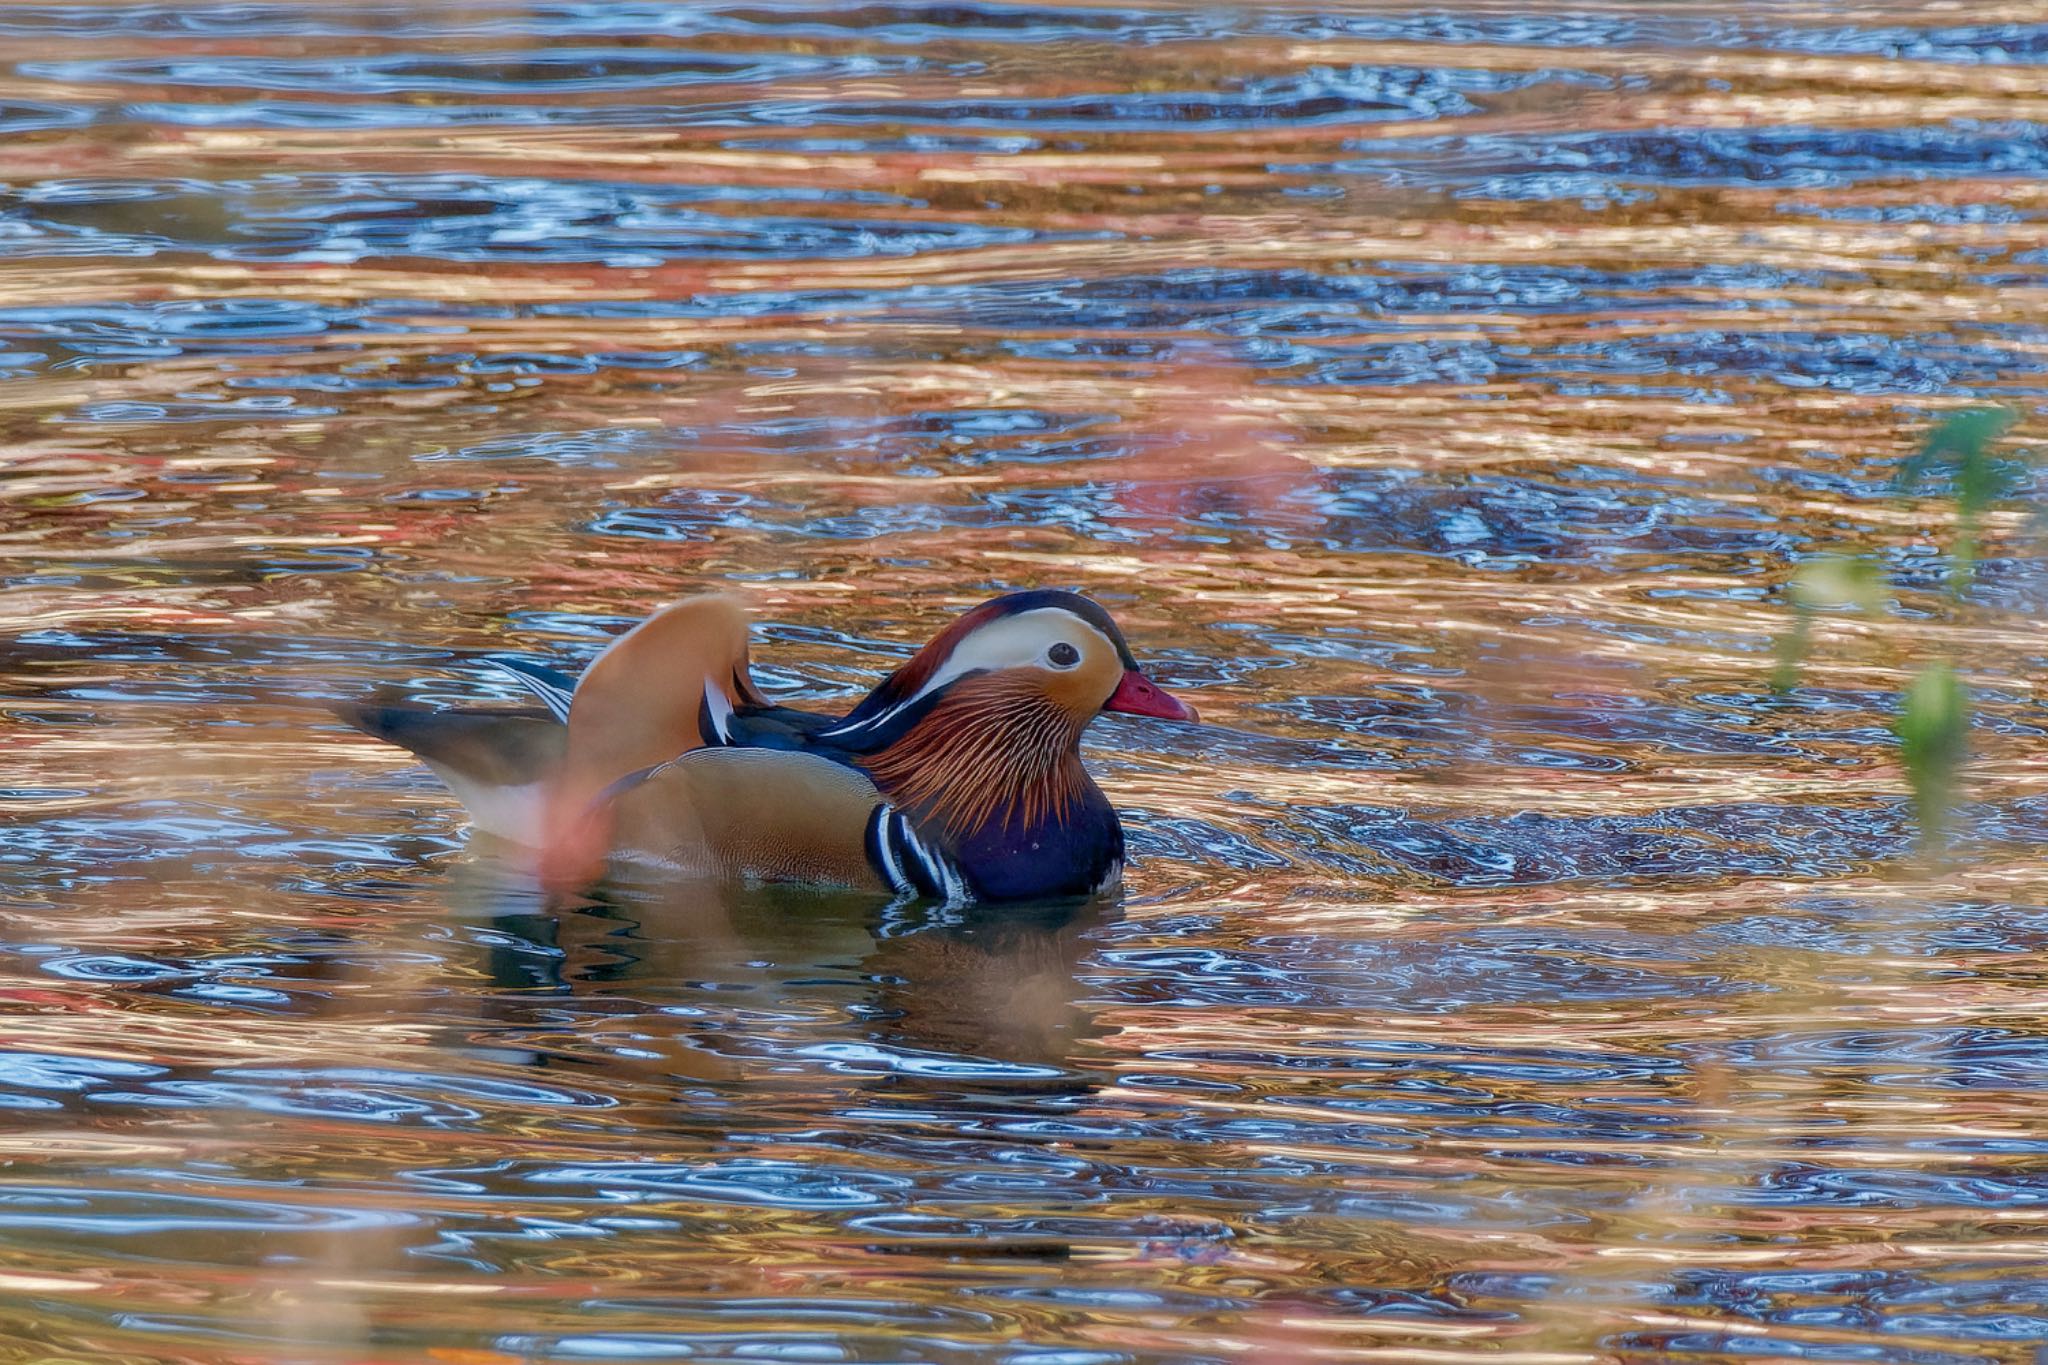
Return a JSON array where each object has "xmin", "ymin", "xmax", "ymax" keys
[{"xmin": 1773, "ymin": 407, "xmax": 2028, "ymax": 853}]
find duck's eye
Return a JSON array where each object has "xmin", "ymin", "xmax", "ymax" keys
[{"xmin": 1047, "ymin": 642, "xmax": 1081, "ymax": 669}]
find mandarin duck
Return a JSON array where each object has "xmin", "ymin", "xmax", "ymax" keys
[{"xmin": 332, "ymin": 590, "xmax": 1198, "ymax": 903}]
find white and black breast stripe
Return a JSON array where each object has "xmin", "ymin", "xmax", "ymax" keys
[
  {"xmin": 892, "ymin": 810, "xmax": 970, "ymax": 903},
  {"xmin": 863, "ymin": 804, "xmax": 913, "ymax": 895},
  {"xmin": 863, "ymin": 805, "xmax": 969, "ymax": 903}
]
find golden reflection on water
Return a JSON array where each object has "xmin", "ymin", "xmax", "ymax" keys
[{"xmin": 4, "ymin": 0, "xmax": 2048, "ymax": 1360}]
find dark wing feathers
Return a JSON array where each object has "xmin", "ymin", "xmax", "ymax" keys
[
  {"xmin": 326, "ymin": 703, "xmax": 565, "ymax": 788},
  {"xmin": 484, "ymin": 657, "xmax": 577, "ymax": 723}
]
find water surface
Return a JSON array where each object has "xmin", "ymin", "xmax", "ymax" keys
[{"xmin": 4, "ymin": 1, "xmax": 2048, "ymax": 1360}]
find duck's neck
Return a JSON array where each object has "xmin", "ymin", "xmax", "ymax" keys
[{"xmin": 858, "ymin": 676, "xmax": 1093, "ymax": 843}]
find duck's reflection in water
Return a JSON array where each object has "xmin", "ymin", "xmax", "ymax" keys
[{"xmin": 445, "ymin": 859, "xmax": 1116, "ymax": 1092}]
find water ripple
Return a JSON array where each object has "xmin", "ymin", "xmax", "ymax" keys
[{"xmin": 3, "ymin": 2, "xmax": 2045, "ymax": 1361}]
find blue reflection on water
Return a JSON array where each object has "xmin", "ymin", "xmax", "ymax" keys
[{"xmin": 3, "ymin": 1, "xmax": 2047, "ymax": 1361}]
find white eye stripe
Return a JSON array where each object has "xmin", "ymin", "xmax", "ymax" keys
[
  {"xmin": 916, "ymin": 609, "xmax": 1113, "ymax": 693},
  {"xmin": 822, "ymin": 608, "xmax": 1115, "ymax": 740}
]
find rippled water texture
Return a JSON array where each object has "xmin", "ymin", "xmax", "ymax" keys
[{"xmin": 5, "ymin": 1, "xmax": 2048, "ymax": 1360}]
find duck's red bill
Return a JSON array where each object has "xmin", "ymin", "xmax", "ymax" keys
[{"xmin": 1105, "ymin": 669, "xmax": 1198, "ymax": 722}]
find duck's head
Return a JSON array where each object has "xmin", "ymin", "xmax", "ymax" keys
[{"xmin": 828, "ymin": 589, "xmax": 1197, "ymax": 750}]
